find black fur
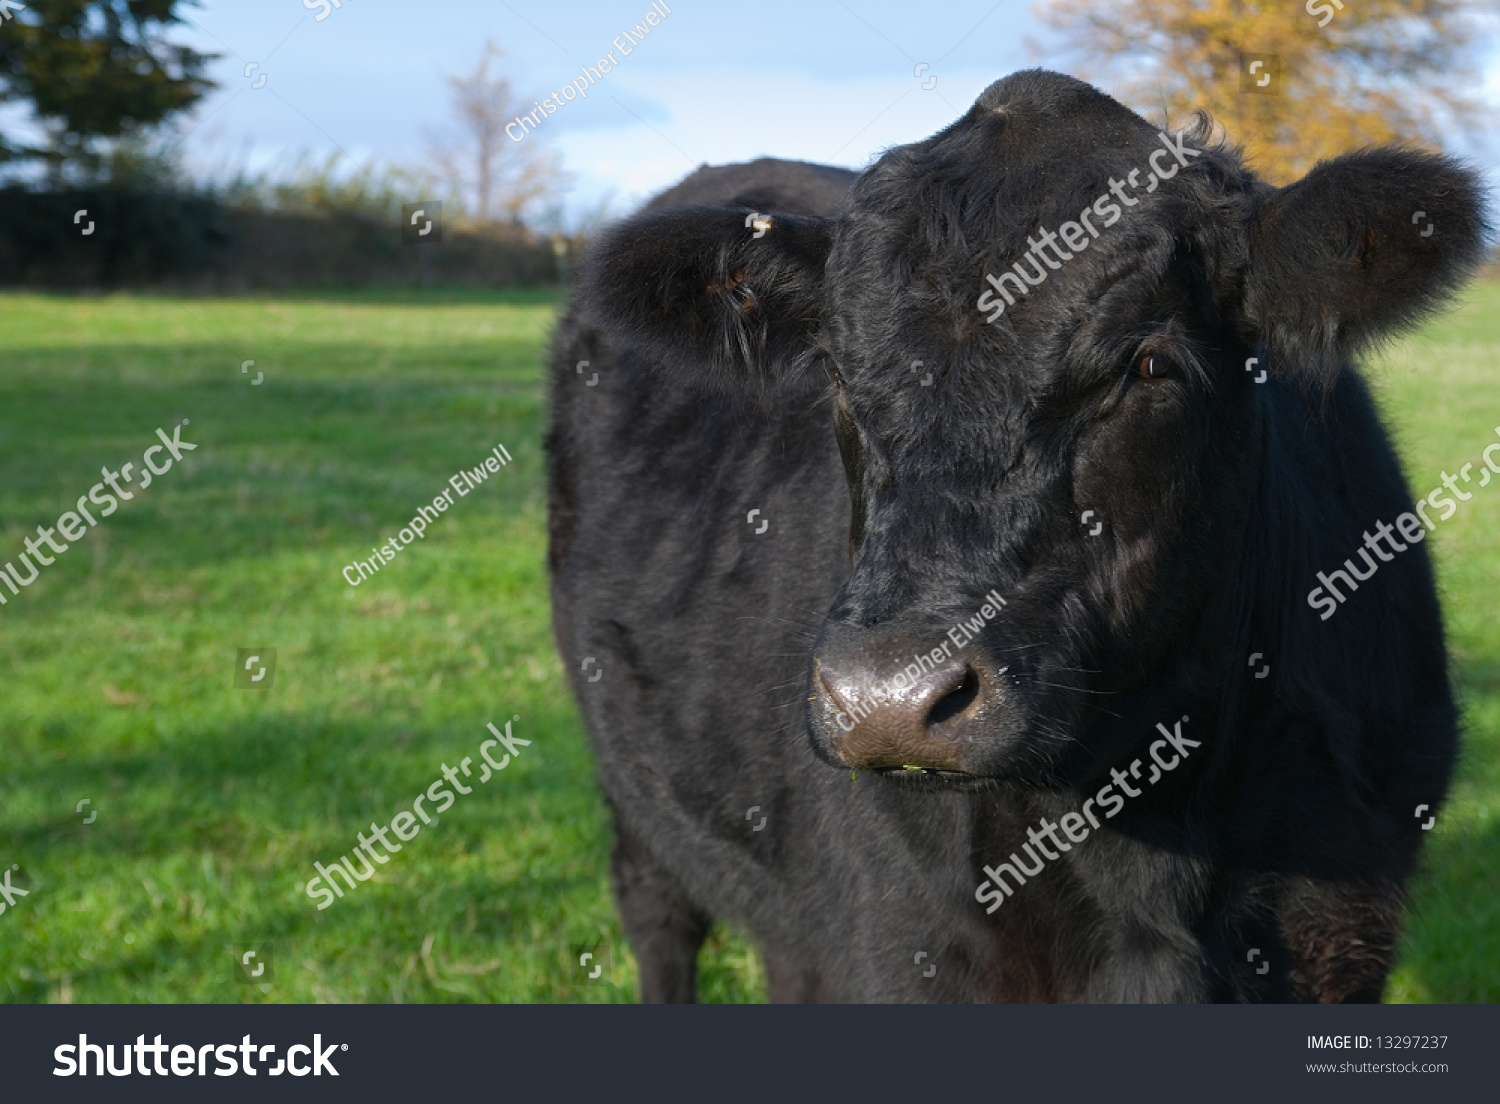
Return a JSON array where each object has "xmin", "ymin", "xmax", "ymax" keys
[{"xmin": 547, "ymin": 71, "xmax": 1489, "ymax": 1002}]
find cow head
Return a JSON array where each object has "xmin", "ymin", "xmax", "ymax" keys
[{"xmin": 579, "ymin": 70, "xmax": 1487, "ymax": 789}]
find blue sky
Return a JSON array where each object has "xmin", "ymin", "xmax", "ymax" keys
[{"xmin": 99, "ymin": 1, "xmax": 1500, "ymax": 224}]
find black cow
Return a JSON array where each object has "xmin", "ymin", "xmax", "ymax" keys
[{"xmin": 547, "ymin": 70, "xmax": 1488, "ymax": 1002}]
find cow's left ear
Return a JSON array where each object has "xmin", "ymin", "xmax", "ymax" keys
[
  {"xmin": 1244, "ymin": 148, "xmax": 1490, "ymax": 387},
  {"xmin": 576, "ymin": 205, "xmax": 834, "ymax": 389}
]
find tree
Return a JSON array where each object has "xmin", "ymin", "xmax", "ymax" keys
[
  {"xmin": 1036, "ymin": 0, "xmax": 1495, "ymax": 183},
  {"xmin": 426, "ymin": 40, "xmax": 569, "ymax": 223},
  {"xmin": 0, "ymin": 0, "xmax": 215, "ymax": 180}
]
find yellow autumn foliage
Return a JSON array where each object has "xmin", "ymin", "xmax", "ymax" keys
[{"xmin": 1036, "ymin": 0, "xmax": 1494, "ymax": 183}]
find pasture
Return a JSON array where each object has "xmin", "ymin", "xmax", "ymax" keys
[{"xmin": 0, "ymin": 285, "xmax": 1495, "ymax": 1003}]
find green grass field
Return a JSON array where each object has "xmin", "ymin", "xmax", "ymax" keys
[{"xmin": 0, "ymin": 285, "xmax": 1495, "ymax": 1003}]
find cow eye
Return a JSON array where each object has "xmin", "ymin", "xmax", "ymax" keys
[{"xmin": 1134, "ymin": 353, "xmax": 1173, "ymax": 380}]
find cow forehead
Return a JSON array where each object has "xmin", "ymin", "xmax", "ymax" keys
[
  {"xmin": 822, "ymin": 77, "xmax": 1239, "ymax": 387},
  {"xmin": 836, "ymin": 92, "xmax": 1180, "ymax": 274},
  {"xmin": 859, "ymin": 76, "xmax": 1162, "ymax": 206}
]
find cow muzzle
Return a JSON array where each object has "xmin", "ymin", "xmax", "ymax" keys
[{"xmin": 809, "ymin": 625, "xmax": 1016, "ymax": 775}]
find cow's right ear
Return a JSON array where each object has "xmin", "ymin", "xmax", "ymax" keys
[{"xmin": 576, "ymin": 206, "xmax": 834, "ymax": 387}]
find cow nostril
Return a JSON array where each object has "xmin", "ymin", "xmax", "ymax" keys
[{"xmin": 926, "ymin": 667, "xmax": 980, "ymax": 729}]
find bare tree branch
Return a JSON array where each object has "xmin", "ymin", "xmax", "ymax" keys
[{"xmin": 425, "ymin": 40, "xmax": 572, "ymax": 223}]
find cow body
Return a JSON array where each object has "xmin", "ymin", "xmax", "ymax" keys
[{"xmin": 547, "ymin": 74, "xmax": 1484, "ymax": 1002}]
